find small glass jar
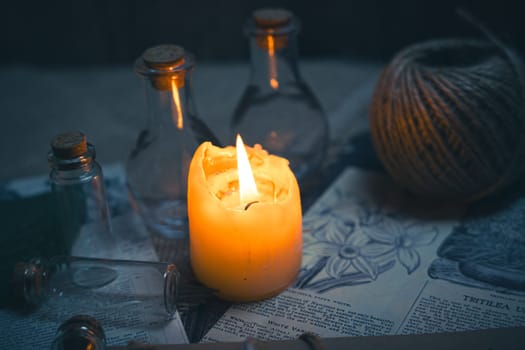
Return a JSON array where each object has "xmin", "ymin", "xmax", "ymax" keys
[
  {"xmin": 48, "ymin": 131, "xmax": 112, "ymax": 254},
  {"xmin": 50, "ymin": 315, "xmax": 106, "ymax": 350},
  {"xmin": 231, "ymin": 8, "xmax": 329, "ymax": 184},
  {"xmin": 127, "ymin": 45, "xmax": 219, "ymax": 239}
]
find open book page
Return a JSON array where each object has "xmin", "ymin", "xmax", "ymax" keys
[{"xmin": 205, "ymin": 167, "xmax": 525, "ymax": 341}]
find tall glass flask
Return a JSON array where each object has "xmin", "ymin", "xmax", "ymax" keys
[
  {"xmin": 231, "ymin": 8, "xmax": 329, "ymax": 183},
  {"xmin": 48, "ymin": 131, "xmax": 112, "ymax": 254},
  {"xmin": 127, "ymin": 45, "xmax": 218, "ymax": 239}
]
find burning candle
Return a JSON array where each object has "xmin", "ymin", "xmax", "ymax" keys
[{"xmin": 187, "ymin": 135, "xmax": 302, "ymax": 301}]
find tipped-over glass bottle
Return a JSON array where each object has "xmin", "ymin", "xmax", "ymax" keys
[
  {"xmin": 127, "ymin": 45, "xmax": 220, "ymax": 239},
  {"xmin": 231, "ymin": 8, "xmax": 329, "ymax": 184},
  {"xmin": 12, "ymin": 256, "xmax": 179, "ymax": 318},
  {"xmin": 48, "ymin": 131, "xmax": 113, "ymax": 255}
]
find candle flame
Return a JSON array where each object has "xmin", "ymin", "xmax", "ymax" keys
[
  {"xmin": 171, "ymin": 79, "xmax": 183, "ymax": 130},
  {"xmin": 267, "ymin": 35, "xmax": 279, "ymax": 90},
  {"xmin": 236, "ymin": 134, "xmax": 259, "ymax": 206}
]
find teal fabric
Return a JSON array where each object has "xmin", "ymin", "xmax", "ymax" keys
[{"xmin": 0, "ymin": 193, "xmax": 64, "ymax": 308}]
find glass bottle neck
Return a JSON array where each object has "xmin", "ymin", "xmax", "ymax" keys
[
  {"xmin": 134, "ymin": 52, "xmax": 196, "ymax": 135},
  {"xmin": 135, "ymin": 54, "xmax": 220, "ymax": 145},
  {"xmin": 142, "ymin": 71, "xmax": 195, "ymax": 135},
  {"xmin": 248, "ymin": 32, "xmax": 301, "ymax": 91},
  {"xmin": 48, "ymin": 143, "xmax": 101, "ymax": 184}
]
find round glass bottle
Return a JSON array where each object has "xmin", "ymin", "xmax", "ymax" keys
[
  {"xmin": 231, "ymin": 8, "xmax": 329, "ymax": 184},
  {"xmin": 127, "ymin": 45, "xmax": 219, "ymax": 239}
]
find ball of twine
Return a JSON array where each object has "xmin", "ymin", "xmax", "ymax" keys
[{"xmin": 369, "ymin": 38, "xmax": 525, "ymax": 200}]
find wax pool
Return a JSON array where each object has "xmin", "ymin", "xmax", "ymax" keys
[{"xmin": 187, "ymin": 141, "xmax": 302, "ymax": 302}]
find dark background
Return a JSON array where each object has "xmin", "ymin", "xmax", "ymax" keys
[{"xmin": 1, "ymin": 0, "xmax": 524, "ymax": 65}]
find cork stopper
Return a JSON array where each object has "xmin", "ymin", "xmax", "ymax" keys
[
  {"xmin": 51, "ymin": 131, "xmax": 88, "ymax": 159},
  {"xmin": 140, "ymin": 44, "xmax": 186, "ymax": 91},
  {"xmin": 253, "ymin": 8, "xmax": 292, "ymax": 28},
  {"xmin": 252, "ymin": 8, "xmax": 294, "ymax": 50},
  {"xmin": 142, "ymin": 44, "xmax": 185, "ymax": 69}
]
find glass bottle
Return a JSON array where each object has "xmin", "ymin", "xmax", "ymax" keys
[
  {"xmin": 127, "ymin": 44, "xmax": 219, "ymax": 239},
  {"xmin": 48, "ymin": 131, "xmax": 113, "ymax": 255},
  {"xmin": 50, "ymin": 315, "xmax": 106, "ymax": 350},
  {"xmin": 12, "ymin": 255, "xmax": 179, "ymax": 317},
  {"xmin": 231, "ymin": 8, "xmax": 329, "ymax": 184}
]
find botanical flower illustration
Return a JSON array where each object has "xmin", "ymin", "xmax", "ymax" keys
[
  {"xmin": 360, "ymin": 217, "xmax": 438, "ymax": 274},
  {"xmin": 306, "ymin": 228, "xmax": 378, "ymax": 279},
  {"xmin": 297, "ymin": 194, "xmax": 439, "ymax": 293}
]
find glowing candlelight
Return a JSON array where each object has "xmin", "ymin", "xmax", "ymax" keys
[
  {"xmin": 187, "ymin": 137, "xmax": 302, "ymax": 301},
  {"xmin": 236, "ymin": 134, "xmax": 259, "ymax": 206}
]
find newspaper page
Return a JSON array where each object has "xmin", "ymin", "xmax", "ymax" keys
[
  {"xmin": 205, "ymin": 167, "xmax": 525, "ymax": 341},
  {"xmin": 0, "ymin": 164, "xmax": 188, "ymax": 348}
]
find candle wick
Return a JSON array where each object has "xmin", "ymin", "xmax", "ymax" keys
[{"xmin": 244, "ymin": 201, "xmax": 259, "ymax": 210}]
